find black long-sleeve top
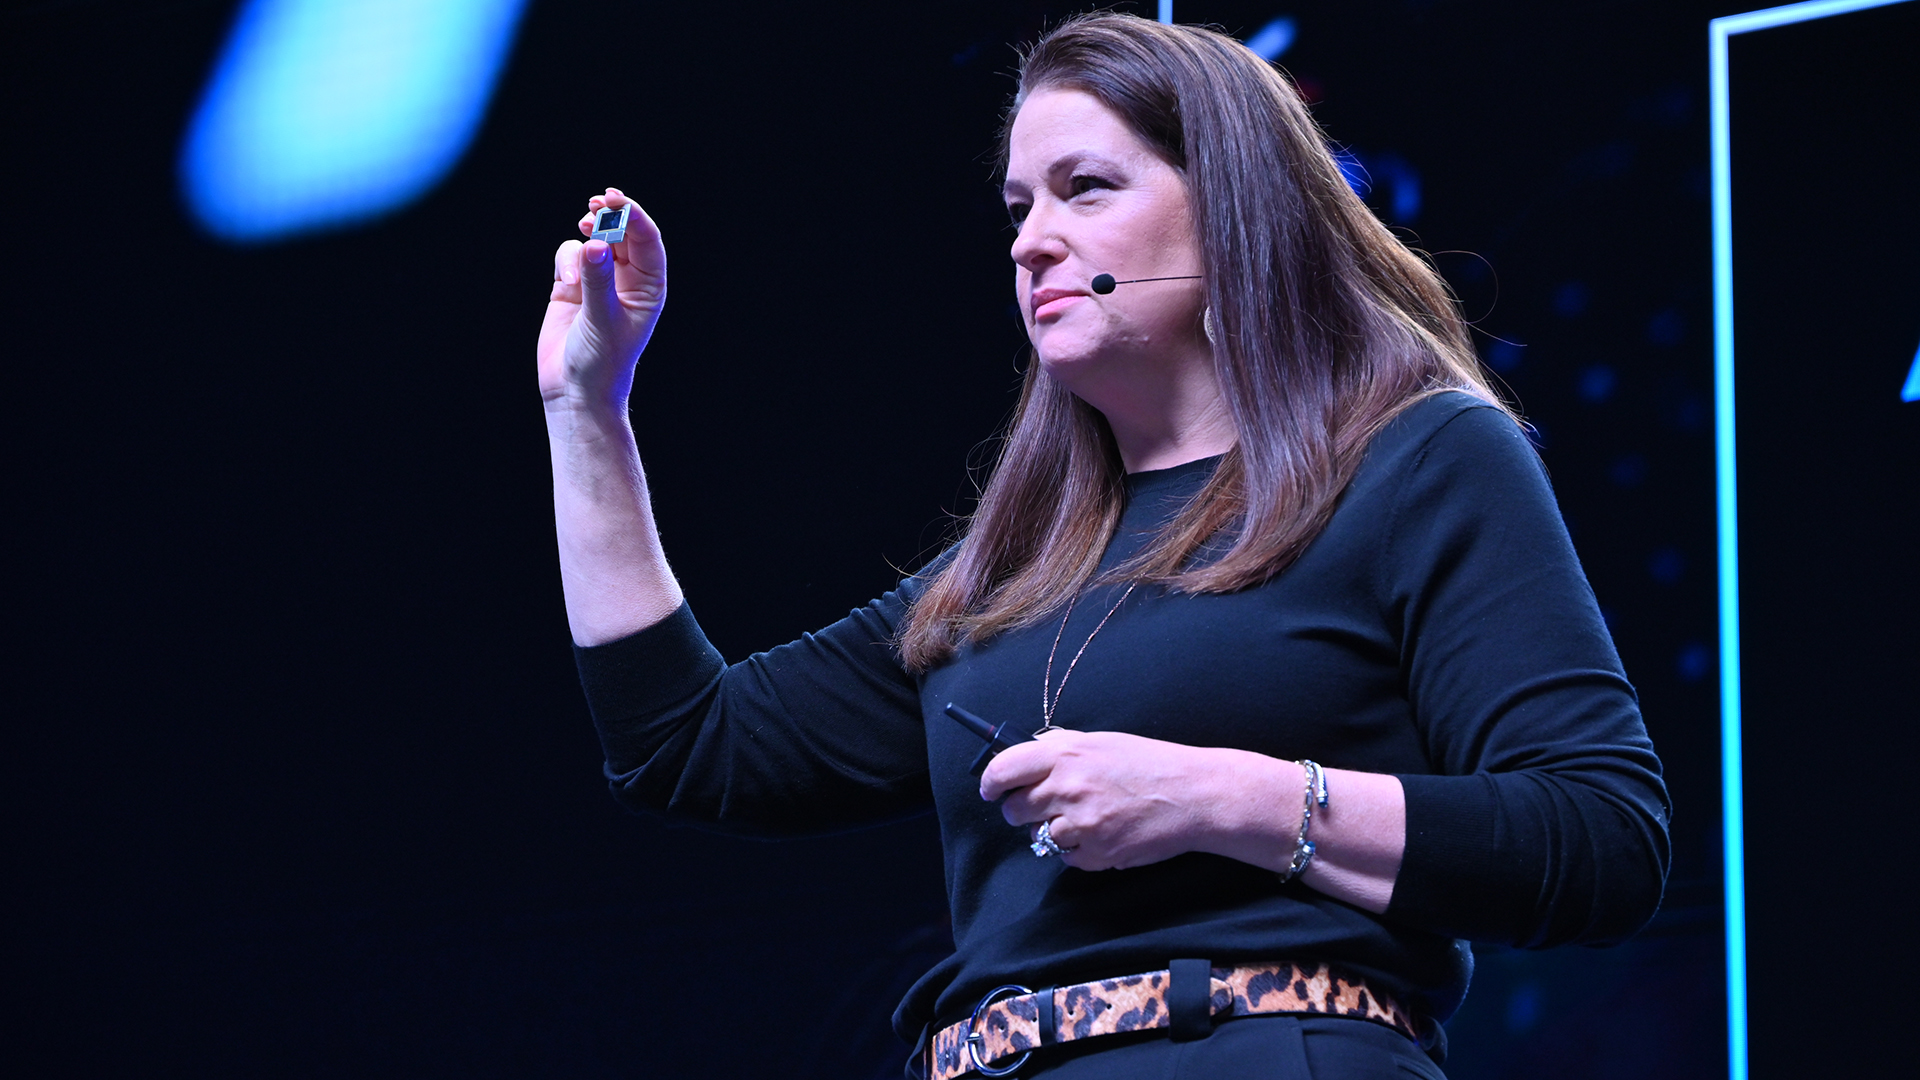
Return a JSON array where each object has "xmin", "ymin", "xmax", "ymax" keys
[{"xmin": 573, "ymin": 392, "xmax": 1671, "ymax": 1053}]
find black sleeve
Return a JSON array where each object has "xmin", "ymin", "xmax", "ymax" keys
[
  {"xmin": 571, "ymin": 582, "xmax": 933, "ymax": 838},
  {"xmin": 1381, "ymin": 405, "xmax": 1672, "ymax": 948}
]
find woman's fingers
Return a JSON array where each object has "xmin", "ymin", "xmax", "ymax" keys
[
  {"xmin": 1034, "ymin": 817, "xmax": 1080, "ymax": 853},
  {"xmin": 591, "ymin": 188, "xmax": 664, "ymax": 282},
  {"xmin": 983, "ymin": 731, "xmax": 1217, "ymax": 872},
  {"xmin": 562, "ymin": 188, "xmax": 666, "ymax": 301},
  {"xmin": 979, "ymin": 739, "xmax": 1061, "ymax": 803},
  {"xmin": 552, "ymin": 239, "xmax": 584, "ymax": 294},
  {"xmin": 1000, "ymin": 785, "xmax": 1046, "ymax": 827},
  {"xmin": 614, "ymin": 204, "xmax": 666, "ymax": 284},
  {"xmin": 1031, "ymin": 817, "xmax": 1112, "ymax": 871},
  {"xmin": 542, "ymin": 187, "xmax": 666, "ymax": 407}
]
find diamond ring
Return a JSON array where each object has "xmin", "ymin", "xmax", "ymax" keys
[{"xmin": 1030, "ymin": 819, "xmax": 1069, "ymax": 858}]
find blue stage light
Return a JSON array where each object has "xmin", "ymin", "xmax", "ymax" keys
[
  {"xmin": 1608, "ymin": 452, "xmax": 1647, "ymax": 487},
  {"xmin": 179, "ymin": 0, "xmax": 530, "ymax": 243},
  {"xmin": 1677, "ymin": 641, "xmax": 1712, "ymax": 682},
  {"xmin": 1579, "ymin": 365, "xmax": 1619, "ymax": 404},
  {"xmin": 1649, "ymin": 546, "xmax": 1685, "ymax": 584},
  {"xmin": 1334, "ymin": 150, "xmax": 1422, "ymax": 223},
  {"xmin": 1334, "ymin": 149, "xmax": 1368, "ymax": 197},
  {"xmin": 1503, "ymin": 981, "xmax": 1543, "ymax": 1034},
  {"xmin": 1552, "ymin": 282, "xmax": 1591, "ymax": 318},
  {"xmin": 1648, "ymin": 308, "xmax": 1685, "ymax": 346},
  {"xmin": 1903, "ymin": 340, "xmax": 1920, "ymax": 401},
  {"xmin": 1369, "ymin": 152, "xmax": 1421, "ymax": 222},
  {"xmin": 1710, "ymin": 4, "xmax": 1914, "ymax": 1076},
  {"xmin": 1245, "ymin": 17, "xmax": 1298, "ymax": 61},
  {"xmin": 1485, "ymin": 340, "xmax": 1524, "ymax": 373}
]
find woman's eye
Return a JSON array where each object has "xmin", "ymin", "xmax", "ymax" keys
[
  {"xmin": 1007, "ymin": 204, "xmax": 1029, "ymax": 230},
  {"xmin": 1069, "ymin": 174, "xmax": 1110, "ymax": 196}
]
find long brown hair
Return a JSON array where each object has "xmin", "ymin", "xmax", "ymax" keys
[{"xmin": 899, "ymin": 13, "xmax": 1510, "ymax": 671}]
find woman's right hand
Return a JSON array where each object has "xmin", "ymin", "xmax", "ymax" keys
[
  {"xmin": 537, "ymin": 188, "xmax": 666, "ymax": 412},
  {"xmin": 537, "ymin": 188, "xmax": 685, "ymax": 644}
]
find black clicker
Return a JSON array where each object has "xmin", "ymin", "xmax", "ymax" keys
[{"xmin": 943, "ymin": 703, "xmax": 1036, "ymax": 776}]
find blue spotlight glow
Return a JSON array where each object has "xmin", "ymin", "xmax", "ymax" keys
[
  {"xmin": 1334, "ymin": 150, "xmax": 1421, "ymax": 223},
  {"xmin": 1579, "ymin": 365, "xmax": 1619, "ymax": 404},
  {"xmin": 1649, "ymin": 547, "xmax": 1685, "ymax": 584},
  {"xmin": 1486, "ymin": 340, "xmax": 1524, "ymax": 373},
  {"xmin": 1710, "ymin": 2, "xmax": 1914, "ymax": 1076},
  {"xmin": 1552, "ymin": 281, "xmax": 1592, "ymax": 318},
  {"xmin": 1245, "ymin": 17, "xmax": 1298, "ymax": 61},
  {"xmin": 1649, "ymin": 308, "xmax": 1685, "ymax": 346},
  {"xmin": 1678, "ymin": 641, "xmax": 1712, "ymax": 682},
  {"xmin": 1160, "ymin": 0, "xmax": 1174, "ymax": 24},
  {"xmin": 1335, "ymin": 149, "xmax": 1368, "ymax": 197},
  {"xmin": 180, "ymin": 0, "xmax": 530, "ymax": 243},
  {"xmin": 1368, "ymin": 152, "xmax": 1421, "ymax": 222},
  {"xmin": 1903, "ymin": 339, "xmax": 1920, "ymax": 401},
  {"xmin": 1503, "ymin": 982, "xmax": 1543, "ymax": 1034}
]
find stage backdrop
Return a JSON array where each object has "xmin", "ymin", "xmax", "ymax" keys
[{"xmin": 6, "ymin": 0, "xmax": 1907, "ymax": 1076}]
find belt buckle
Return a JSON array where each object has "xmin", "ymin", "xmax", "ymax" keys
[{"xmin": 966, "ymin": 984, "xmax": 1033, "ymax": 1077}]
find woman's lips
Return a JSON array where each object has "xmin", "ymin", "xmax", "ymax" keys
[{"xmin": 1032, "ymin": 291, "xmax": 1087, "ymax": 320}]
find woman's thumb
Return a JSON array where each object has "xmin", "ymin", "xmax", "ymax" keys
[{"xmin": 578, "ymin": 240, "xmax": 621, "ymax": 321}]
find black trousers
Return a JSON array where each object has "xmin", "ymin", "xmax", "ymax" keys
[{"xmin": 1013, "ymin": 1015, "xmax": 1445, "ymax": 1080}]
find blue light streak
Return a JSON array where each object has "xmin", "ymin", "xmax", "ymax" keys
[
  {"xmin": 1904, "ymin": 341, "xmax": 1920, "ymax": 401},
  {"xmin": 1245, "ymin": 17, "xmax": 1297, "ymax": 61},
  {"xmin": 179, "ymin": 0, "xmax": 530, "ymax": 243},
  {"xmin": 1705, "ymin": 27, "xmax": 1743, "ymax": 1079},
  {"xmin": 1708, "ymin": 2, "xmax": 1913, "ymax": 1076},
  {"xmin": 1160, "ymin": 1, "xmax": 1174, "ymax": 25}
]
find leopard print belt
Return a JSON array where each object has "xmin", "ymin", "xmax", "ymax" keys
[{"xmin": 926, "ymin": 960, "xmax": 1418, "ymax": 1080}]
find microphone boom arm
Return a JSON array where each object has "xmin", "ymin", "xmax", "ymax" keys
[{"xmin": 1089, "ymin": 273, "xmax": 1204, "ymax": 295}]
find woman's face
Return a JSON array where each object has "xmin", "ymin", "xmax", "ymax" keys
[{"xmin": 1003, "ymin": 87, "xmax": 1206, "ymax": 395}]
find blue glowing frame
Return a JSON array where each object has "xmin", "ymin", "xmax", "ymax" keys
[{"xmin": 1708, "ymin": 2, "xmax": 1913, "ymax": 1077}]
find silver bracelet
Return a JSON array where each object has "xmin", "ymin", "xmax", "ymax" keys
[{"xmin": 1277, "ymin": 759, "xmax": 1326, "ymax": 883}]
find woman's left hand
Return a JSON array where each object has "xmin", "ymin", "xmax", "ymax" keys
[
  {"xmin": 980, "ymin": 728, "xmax": 1407, "ymax": 912},
  {"xmin": 980, "ymin": 729, "xmax": 1264, "ymax": 871}
]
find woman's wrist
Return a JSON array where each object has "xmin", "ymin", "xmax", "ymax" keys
[
  {"xmin": 543, "ymin": 377, "xmax": 631, "ymax": 419},
  {"xmin": 543, "ymin": 389, "xmax": 636, "ymax": 448},
  {"xmin": 1294, "ymin": 768, "xmax": 1405, "ymax": 913},
  {"xmin": 1189, "ymin": 751, "xmax": 1403, "ymax": 913},
  {"xmin": 1193, "ymin": 749, "xmax": 1308, "ymax": 873}
]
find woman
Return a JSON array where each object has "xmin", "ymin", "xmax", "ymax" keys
[{"xmin": 537, "ymin": 14, "xmax": 1668, "ymax": 1079}]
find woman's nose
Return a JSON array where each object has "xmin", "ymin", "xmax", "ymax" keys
[{"xmin": 1010, "ymin": 204, "xmax": 1065, "ymax": 271}]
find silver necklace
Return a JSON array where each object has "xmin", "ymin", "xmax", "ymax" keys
[{"xmin": 1037, "ymin": 581, "xmax": 1138, "ymax": 735}]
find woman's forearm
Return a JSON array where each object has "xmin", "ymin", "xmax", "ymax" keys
[
  {"xmin": 534, "ymin": 190, "xmax": 680, "ymax": 646},
  {"xmin": 545, "ymin": 399, "xmax": 683, "ymax": 646},
  {"xmin": 1199, "ymin": 751, "xmax": 1405, "ymax": 914}
]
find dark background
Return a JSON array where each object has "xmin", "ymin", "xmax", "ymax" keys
[{"xmin": 4, "ymin": 0, "xmax": 1911, "ymax": 1076}]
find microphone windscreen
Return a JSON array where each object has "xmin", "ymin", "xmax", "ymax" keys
[{"xmin": 1090, "ymin": 273, "xmax": 1116, "ymax": 295}]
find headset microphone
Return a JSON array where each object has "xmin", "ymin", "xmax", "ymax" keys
[{"xmin": 1089, "ymin": 273, "xmax": 1204, "ymax": 295}]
